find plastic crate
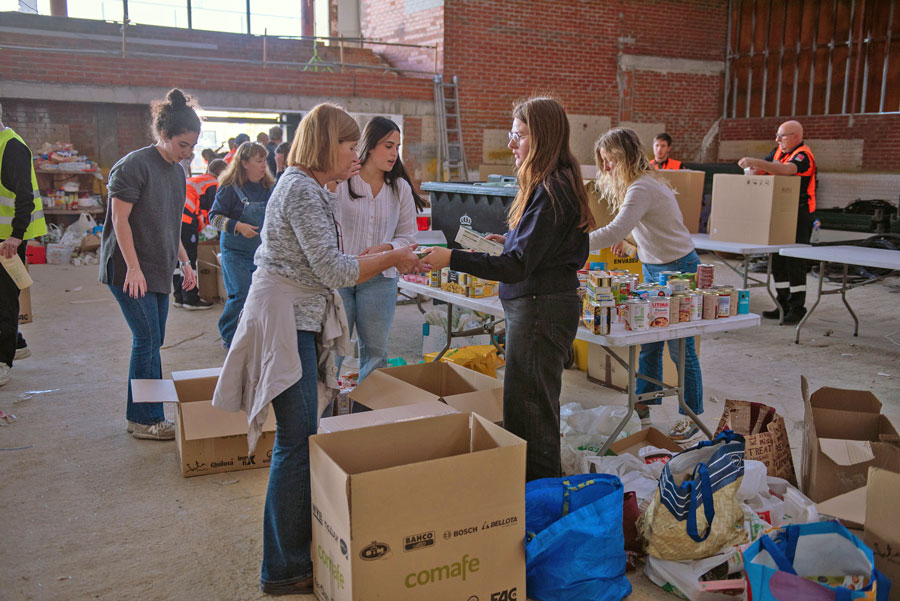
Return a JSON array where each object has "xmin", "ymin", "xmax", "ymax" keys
[
  {"xmin": 421, "ymin": 180, "xmax": 517, "ymax": 250},
  {"xmin": 814, "ymin": 209, "xmax": 877, "ymax": 232}
]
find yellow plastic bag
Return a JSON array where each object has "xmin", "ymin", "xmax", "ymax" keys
[{"xmin": 424, "ymin": 345, "xmax": 505, "ymax": 377}]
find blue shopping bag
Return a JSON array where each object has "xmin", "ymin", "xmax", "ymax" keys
[
  {"xmin": 744, "ymin": 521, "xmax": 892, "ymax": 601},
  {"xmin": 525, "ymin": 474, "xmax": 632, "ymax": 601}
]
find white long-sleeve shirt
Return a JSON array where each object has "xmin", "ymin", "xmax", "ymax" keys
[
  {"xmin": 334, "ymin": 174, "xmax": 418, "ymax": 278},
  {"xmin": 588, "ymin": 174, "xmax": 694, "ymax": 265}
]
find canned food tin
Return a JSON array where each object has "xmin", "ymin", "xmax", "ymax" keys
[
  {"xmin": 668, "ymin": 279, "xmax": 691, "ymax": 294},
  {"xmin": 649, "ymin": 297, "xmax": 670, "ymax": 327},
  {"xmin": 729, "ymin": 288, "xmax": 738, "ymax": 316},
  {"xmin": 679, "ymin": 294, "xmax": 693, "ymax": 323},
  {"xmin": 737, "ymin": 288, "xmax": 750, "ymax": 314},
  {"xmin": 702, "ymin": 292, "xmax": 718, "ymax": 319},
  {"xmin": 625, "ymin": 299, "xmax": 650, "ymax": 331},
  {"xmin": 658, "ymin": 270, "xmax": 682, "ymax": 286},
  {"xmin": 430, "ymin": 270, "xmax": 442, "ymax": 288},
  {"xmin": 697, "ymin": 264, "xmax": 715, "ymax": 289},
  {"xmin": 717, "ymin": 289, "xmax": 732, "ymax": 318},
  {"xmin": 690, "ymin": 291, "xmax": 703, "ymax": 321},
  {"xmin": 681, "ymin": 272, "xmax": 697, "ymax": 290},
  {"xmin": 669, "ymin": 294, "xmax": 682, "ymax": 324}
]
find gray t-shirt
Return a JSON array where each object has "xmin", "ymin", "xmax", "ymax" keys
[
  {"xmin": 99, "ymin": 145, "xmax": 186, "ymax": 294},
  {"xmin": 254, "ymin": 167, "xmax": 359, "ymax": 331}
]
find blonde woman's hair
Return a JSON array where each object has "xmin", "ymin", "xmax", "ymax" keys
[
  {"xmin": 218, "ymin": 142, "xmax": 275, "ymax": 189},
  {"xmin": 507, "ymin": 97, "xmax": 595, "ymax": 232},
  {"xmin": 593, "ymin": 127, "xmax": 662, "ymax": 214},
  {"xmin": 287, "ymin": 103, "xmax": 360, "ymax": 173}
]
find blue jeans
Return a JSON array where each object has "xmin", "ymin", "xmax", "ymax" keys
[
  {"xmin": 502, "ymin": 291, "xmax": 580, "ymax": 482},
  {"xmin": 218, "ymin": 246, "xmax": 256, "ymax": 347},
  {"xmin": 261, "ymin": 330, "xmax": 319, "ymax": 586},
  {"xmin": 108, "ymin": 283, "xmax": 168, "ymax": 425},
  {"xmin": 336, "ymin": 274, "xmax": 399, "ymax": 382},
  {"xmin": 636, "ymin": 250, "xmax": 704, "ymax": 415}
]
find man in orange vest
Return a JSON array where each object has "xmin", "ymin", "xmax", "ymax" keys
[
  {"xmin": 739, "ymin": 120, "xmax": 816, "ymax": 324},
  {"xmin": 650, "ymin": 133, "xmax": 683, "ymax": 170},
  {"xmin": 174, "ymin": 159, "xmax": 227, "ymax": 310}
]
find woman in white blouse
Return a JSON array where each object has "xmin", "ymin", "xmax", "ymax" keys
[{"xmin": 334, "ymin": 117, "xmax": 426, "ymax": 381}]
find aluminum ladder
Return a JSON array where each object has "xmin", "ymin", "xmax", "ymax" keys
[{"xmin": 433, "ymin": 75, "xmax": 468, "ymax": 181}]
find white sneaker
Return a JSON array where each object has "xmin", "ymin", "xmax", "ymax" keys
[
  {"xmin": 15, "ymin": 347, "xmax": 31, "ymax": 360},
  {"xmin": 131, "ymin": 419, "xmax": 176, "ymax": 440},
  {"xmin": 0, "ymin": 363, "xmax": 9, "ymax": 386}
]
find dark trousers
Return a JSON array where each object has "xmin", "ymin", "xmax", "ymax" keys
[
  {"xmin": 773, "ymin": 209, "xmax": 813, "ymax": 310},
  {"xmin": 501, "ymin": 291, "xmax": 580, "ymax": 482},
  {"xmin": 173, "ymin": 225, "xmax": 200, "ymax": 304},
  {"xmin": 0, "ymin": 241, "xmax": 27, "ymax": 367}
]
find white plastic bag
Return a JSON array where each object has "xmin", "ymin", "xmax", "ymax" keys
[
  {"xmin": 645, "ymin": 551, "xmax": 745, "ymax": 601},
  {"xmin": 587, "ymin": 453, "xmax": 663, "ymax": 504},
  {"xmin": 565, "ymin": 405, "xmax": 641, "ymax": 438}
]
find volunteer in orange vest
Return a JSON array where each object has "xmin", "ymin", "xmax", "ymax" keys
[
  {"xmin": 739, "ymin": 120, "xmax": 816, "ymax": 324},
  {"xmin": 173, "ymin": 158, "xmax": 227, "ymax": 310},
  {"xmin": 649, "ymin": 133, "xmax": 683, "ymax": 170}
]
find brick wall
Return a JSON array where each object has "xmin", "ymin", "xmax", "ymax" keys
[
  {"xmin": 360, "ymin": 0, "xmax": 443, "ymax": 73},
  {"xmin": 441, "ymin": 0, "xmax": 729, "ymax": 171},
  {"xmin": 1, "ymin": 100, "xmax": 102, "ymax": 159}
]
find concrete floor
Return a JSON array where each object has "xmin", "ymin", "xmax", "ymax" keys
[{"xmin": 1, "ymin": 257, "xmax": 898, "ymax": 601}]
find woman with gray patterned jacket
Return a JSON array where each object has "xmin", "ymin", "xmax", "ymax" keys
[{"xmin": 213, "ymin": 103, "xmax": 420, "ymax": 597}]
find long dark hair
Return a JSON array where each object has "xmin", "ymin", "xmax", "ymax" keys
[{"xmin": 348, "ymin": 117, "xmax": 426, "ymax": 211}]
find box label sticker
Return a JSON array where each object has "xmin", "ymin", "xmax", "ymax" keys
[
  {"xmin": 359, "ymin": 540, "xmax": 392, "ymax": 560},
  {"xmin": 404, "ymin": 531, "xmax": 435, "ymax": 552}
]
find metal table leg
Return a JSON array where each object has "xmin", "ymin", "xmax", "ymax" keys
[
  {"xmin": 794, "ymin": 260, "xmax": 825, "ymax": 344},
  {"xmin": 432, "ymin": 302, "xmax": 454, "ymax": 361},
  {"xmin": 675, "ymin": 337, "xmax": 713, "ymax": 439},
  {"xmin": 597, "ymin": 345, "xmax": 638, "ymax": 457},
  {"xmin": 742, "ymin": 255, "xmax": 749, "ymax": 289},
  {"xmin": 840, "ymin": 263, "xmax": 860, "ymax": 337},
  {"xmin": 765, "ymin": 253, "xmax": 784, "ymax": 325}
]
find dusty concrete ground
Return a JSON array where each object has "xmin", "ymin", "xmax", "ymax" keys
[{"xmin": 1, "ymin": 257, "xmax": 898, "ymax": 601}]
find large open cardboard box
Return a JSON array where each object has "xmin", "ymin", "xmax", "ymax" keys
[
  {"xmin": 318, "ymin": 400, "xmax": 458, "ymax": 434},
  {"xmin": 658, "ymin": 169, "xmax": 705, "ymax": 233},
  {"xmin": 801, "ymin": 376, "xmax": 900, "ymax": 502},
  {"xmin": 131, "ymin": 368, "xmax": 275, "ymax": 477},
  {"xmin": 608, "ymin": 427, "xmax": 683, "ymax": 457},
  {"xmin": 816, "ymin": 468, "xmax": 900, "ymax": 600},
  {"xmin": 349, "ymin": 362, "xmax": 503, "ymax": 423},
  {"xmin": 310, "ymin": 412, "xmax": 526, "ymax": 601},
  {"xmin": 709, "ymin": 174, "xmax": 800, "ymax": 245}
]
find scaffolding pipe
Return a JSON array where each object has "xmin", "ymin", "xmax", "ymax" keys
[
  {"xmin": 842, "ymin": 0, "xmax": 856, "ymax": 113},
  {"xmin": 791, "ymin": 2, "xmax": 805, "ymax": 116},
  {"xmin": 850, "ymin": 0, "xmax": 866, "ymax": 113},
  {"xmin": 746, "ymin": 0, "xmax": 757, "ymax": 118},
  {"xmin": 808, "ymin": 0, "xmax": 821, "ymax": 115},
  {"xmin": 761, "ymin": 0, "xmax": 772, "ymax": 116},
  {"xmin": 724, "ymin": 0, "xmax": 733, "ymax": 119},
  {"xmin": 824, "ymin": 0, "xmax": 839, "ymax": 114},
  {"xmin": 776, "ymin": 1, "xmax": 788, "ymax": 115},
  {"xmin": 860, "ymin": 10, "xmax": 873, "ymax": 112},
  {"xmin": 879, "ymin": 0, "xmax": 894, "ymax": 112}
]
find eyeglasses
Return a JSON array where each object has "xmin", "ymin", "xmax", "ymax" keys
[
  {"xmin": 508, "ymin": 131, "xmax": 529, "ymax": 145},
  {"xmin": 775, "ymin": 132, "xmax": 797, "ymax": 140}
]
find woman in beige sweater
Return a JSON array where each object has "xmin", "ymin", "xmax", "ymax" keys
[{"xmin": 588, "ymin": 128, "xmax": 702, "ymax": 441}]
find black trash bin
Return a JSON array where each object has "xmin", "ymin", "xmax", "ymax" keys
[{"xmin": 422, "ymin": 177, "xmax": 517, "ymax": 250}]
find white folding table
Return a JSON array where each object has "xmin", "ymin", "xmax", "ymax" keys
[
  {"xmin": 778, "ymin": 245, "xmax": 900, "ymax": 344},
  {"xmin": 397, "ymin": 279, "xmax": 760, "ymax": 455},
  {"xmin": 690, "ymin": 234, "xmax": 811, "ymax": 323}
]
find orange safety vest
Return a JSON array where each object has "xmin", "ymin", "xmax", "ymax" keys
[
  {"xmin": 650, "ymin": 158, "xmax": 682, "ymax": 170},
  {"xmin": 183, "ymin": 174, "xmax": 218, "ymax": 229},
  {"xmin": 772, "ymin": 144, "xmax": 816, "ymax": 212},
  {"xmin": 223, "ymin": 149, "xmax": 236, "ymax": 164}
]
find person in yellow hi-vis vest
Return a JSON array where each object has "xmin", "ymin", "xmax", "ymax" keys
[{"xmin": 0, "ymin": 105, "xmax": 47, "ymax": 387}]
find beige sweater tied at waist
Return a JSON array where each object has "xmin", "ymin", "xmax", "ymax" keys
[{"xmin": 212, "ymin": 268, "xmax": 351, "ymax": 453}]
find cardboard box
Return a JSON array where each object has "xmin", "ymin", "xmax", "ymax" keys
[
  {"xmin": 131, "ymin": 368, "xmax": 276, "ymax": 477},
  {"xmin": 18, "ymin": 259, "xmax": 32, "ymax": 324},
  {"xmin": 658, "ymin": 169, "xmax": 705, "ymax": 233},
  {"xmin": 349, "ymin": 362, "xmax": 503, "ymax": 423},
  {"xmin": 80, "ymin": 233, "xmax": 101, "ymax": 253},
  {"xmin": 801, "ymin": 376, "xmax": 900, "ymax": 502},
  {"xmin": 310, "ymin": 412, "xmax": 526, "ymax": 601},
  {"xmin": 196, "ymin": 260, "xmax": 220, "ymax": 301},
  {"xmin": 815, "ymin": 467, "xmax": 900, "ymax": 600},
  {"xmin": 197, "ymin": 240, "xmax": 219, "ymax": 265},
  {"xmin": 709, "ymin": 174, "xmax": 800, "ymax": 245},
  {"xmin": 608, "ymin": 427, "xmax": 683, "ymax": 457},
  {"xmin": 587, "ymin": 337, "xmax": 700, "ymax": 392},
  {"xmin": 318, "ymin": 401, "xmax": 458, "ymax": 434}
]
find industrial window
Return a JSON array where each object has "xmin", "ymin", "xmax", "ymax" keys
[{"xmin": 725, "ymin": 0, "xmax": 900, "ymax": 117}]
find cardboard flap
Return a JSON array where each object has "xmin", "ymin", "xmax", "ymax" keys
[
  {"xmin": 819, "ymin": 438, "xmax": 876, "ymax": 466},
  {"xmin": 809, "ymin": 385, "xmax": 882, "ymax": 413},
  {"xmin": 179, "ymin": 401, "xmax": 273, "ymax": 440},
  {"xmin": 865, "ymin": 467, "xmax": 900, "ymax": 541},
  {"xmin": 349, "ymin": 369, "xmax": 440, "ymax": 409},
  {"xmin": 445, "ymin": 387, "xmax": 503, "ymax": 423},
  {"xmin": 469, "ymin": 413, "xmax": 526, "ymax": 452},
  {"xmin": 817, "ymin": 486, "xmax": 867, "ymax": 529},
  {"xmin": 171, "ymin": 368, "xmax": 221, "ymax": 403},
  {"xmin": 131, "ymin": 379, "xmax": 178, "ymax": 403},
  {"xmin": 318, "ymin": 401, "xmax": 457, "ymax": 434}
]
